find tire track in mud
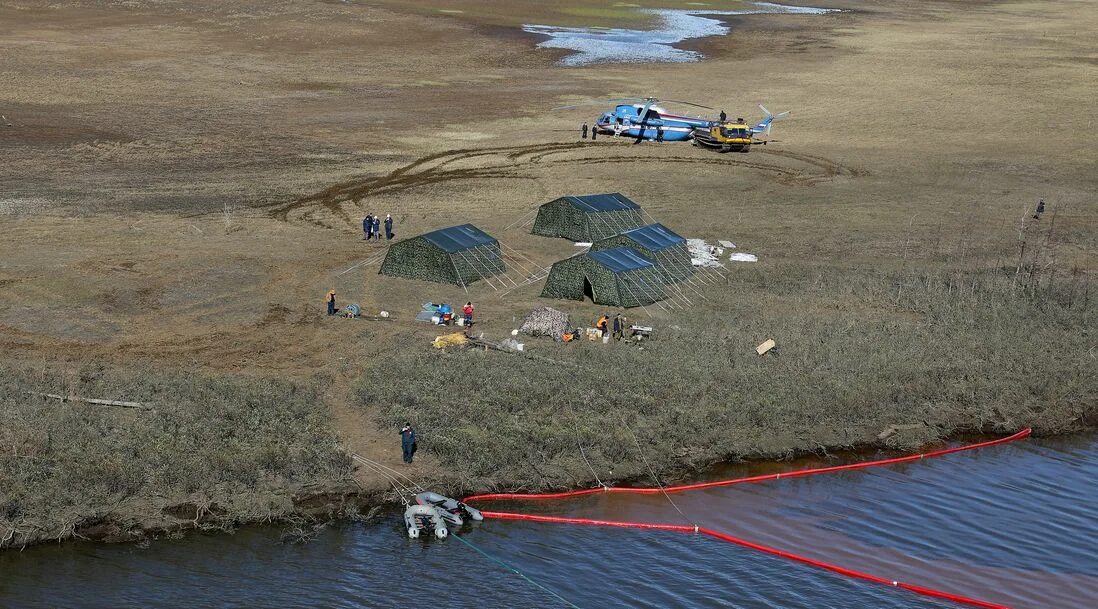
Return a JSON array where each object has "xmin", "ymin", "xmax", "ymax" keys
[{"xmin": 270, "ymin": 142, "xmax": 862, "ymax": 228}]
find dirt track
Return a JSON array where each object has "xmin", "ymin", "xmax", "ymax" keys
[{"xmin": 273, "ymin": 142, "xmax": 864, "ymax": 228}]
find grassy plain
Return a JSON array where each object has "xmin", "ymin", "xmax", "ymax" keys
[{"xmin": 1, "ymin": 0, "xmax": 1095, "ymax": 544}]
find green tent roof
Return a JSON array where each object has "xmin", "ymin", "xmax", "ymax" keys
[
  {"xmin": 616, "ymin": 223, "xmax": 685, "ymax": 251},
  {"xmin": 421, "ymin": 224, "xmax": 497, "ymax": 253},
  {"xmin": 561, "ymin": 193, "xmax": 640, "ymax": 213},
  {"xmin": 587, "ymin": 247, "xmax": 655, "ymax": 273}
]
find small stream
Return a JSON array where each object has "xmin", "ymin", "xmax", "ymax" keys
[
  {"xmin": 2, "ymin": 435, "xmax": 1094, "ymax": 608},
  {"xmin": 523, "ymin": 3, "xmax": 839, "ymax": 66}
]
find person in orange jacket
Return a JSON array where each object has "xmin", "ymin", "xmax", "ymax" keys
[
  {"xmin": 596, "ymin": 314, "xmax": 609, "ymax": 336},
  {"xmin": 462, "ymin": 301, "xmax": 474, "ymax": 326},
  {"xmin": 326, "ymin": 289, "xmax": 336, "ymax": 316}
]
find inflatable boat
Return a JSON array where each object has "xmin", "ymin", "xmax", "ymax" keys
[
  {"xmin": 404, "ymin": 504, "xmax": 448, "ymax": 539},
  {"xmin": 415, "ymin": 492, "xmax": 484, "ymax": 527}
]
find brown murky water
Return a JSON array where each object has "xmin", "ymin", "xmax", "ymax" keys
[{"xmin": 2, "ymin": 435, "xmax": 1094, "ymax": 608}]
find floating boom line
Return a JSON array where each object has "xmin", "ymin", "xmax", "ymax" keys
[{"xmin": 463, "ymin": 430, "xmax": 1032, "ymax": 609}]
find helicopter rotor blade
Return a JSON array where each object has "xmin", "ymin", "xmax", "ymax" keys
[
  {"xmin": 638, "ymin": 99, "xmax": 656, "ymax": 127},
  {"xmin": 662, "ymin": 99, "xmax": 714, "ymax": 110},
  {"xmin": 551, "ymin": 98, "xmax": 645, "ymax": 111}
]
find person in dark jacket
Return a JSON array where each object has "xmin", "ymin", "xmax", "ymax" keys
[
  {"xmin": 591, "ymin": 127, "xmax": 597, "ymax": 141},
  {"xmin": 363, "ymin": 214, "xmax": 373, "ymax": 240},
  {"xmin": 719, "ymin": 110, "xmax": 727, "ymax": 122},
  {"xmin": 373, "ymin": 216, "xmax": 382, "ymax": 240},
  {"xmin": 1034, "ymin": 198, "xmax": 1045, "ymax": 220},
  {"xmin": 656, "ymin": 126, "xmax": 664, "ymax": 142},
  {"xmin": 582, "ymin": 122, "xmax": 588, "ymax": 139},
  {"xmin": 612, "ymin": 313, "xmax": 624, "ymax": 340},
  {"xmin": 400, "ymin": 423, "xmax": 416, "ymax": 464},
  {"xmin": 384, "ymin": 214, "xmax": 394, "ymax": 240}
]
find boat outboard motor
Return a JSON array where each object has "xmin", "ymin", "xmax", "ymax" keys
[
  {"xmin": 415, "ymin": 492, "xmax": 484, "ymax": 525},
  {"xmin": 404, "ymin": 504, "xmax": 447, "ymax": 539}
]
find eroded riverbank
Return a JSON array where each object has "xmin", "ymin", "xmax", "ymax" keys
[{"xmin": 3, "ymin": 434, "xmax": 1093, "ymax": 609}]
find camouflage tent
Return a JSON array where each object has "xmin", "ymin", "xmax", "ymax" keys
[
  {"xmin": 541, "ymin": 246, "xmax": 666, "ymax": 308},
  {"xmin": 591, "ymin": 223, "xmax": 694, "ymax": 283},
  {"xmin": 531, "ymin": 193, "xmax": 645, "ymax": 242},
  {"xmin": 380, "ymin": 224, "xmax": 505, "ymax": 286}
]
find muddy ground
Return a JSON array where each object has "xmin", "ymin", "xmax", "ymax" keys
[{"xmin": 1, "ymin": 0, "xmax": 1095, "ymax": 544}]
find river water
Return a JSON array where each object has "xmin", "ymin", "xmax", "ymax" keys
[
  {"xmin": 523, "ymin": 3, "xmax": 839, "ymax": 66},
  {"xmin": 2, "ymin": 435, "xmax": 1095, "ymax": 608}
]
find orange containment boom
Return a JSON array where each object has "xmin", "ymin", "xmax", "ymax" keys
[
  {"xmin": 463, "ymin": 429, "xmax": 1032, "ymax": 502},
  {"xmin": 464, "ymin": 429, "xmax": 1032, "ymax": 609}
]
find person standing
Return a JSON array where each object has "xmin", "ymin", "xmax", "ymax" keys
[
  {"xmin": 373, "ymin": 216, "xmax": 382, "ymax": 240},
  {"xmin": 363, "ymin": 214, "xmax": 373, "ymax": 240},
  {"xmin": 719, "ymin": 110, "xmax": 727, "ymax": 122},
  {"xmin": 591, "ymin": 127, "xmax": 597, "ymax": 141},
  {"xmin": 384, "ymin": 214, "xmax": 394, "ymax": 240},
  {"xmin": 582, "ymin": 122, "xmax": 588, "ymax": 139},
  {"xmin": 463, "ymin": 301, "xmax": 474, "ymax": 326},
  {"xmin": 400, "ymin": 423, "xmax": 416, "ymax": 464},
  {"xmin": 612, "ymin": 313, "xmax": 624, "ymax": 341},
  {"xmin": 1034, "ymin": 198, "xmax": 1045, "ymax": 220},
  {"xmin": 326, "ymin": 289, "xmax": 336, "ymax": 316},
  {"xmin": 656, "ymin": 125, "xmax": 664, "ymax": 142}
]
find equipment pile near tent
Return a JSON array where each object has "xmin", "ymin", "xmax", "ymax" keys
[{"xmin": 518, "ymin": 306, "xmax": 570, "ymax": 340}]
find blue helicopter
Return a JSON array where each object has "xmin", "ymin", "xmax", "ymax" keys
[{"xmin": 558, "ymin": 97, "xmax": 788, "ymax": 143}]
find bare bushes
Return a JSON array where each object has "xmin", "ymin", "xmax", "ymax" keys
[
  {"xmin": 357, "ymin": 266, "xmax": 1094, "ymax": 492},
  {"xmin": 0, "ymin": 368, "xmax": 352, "ymax": 548}
]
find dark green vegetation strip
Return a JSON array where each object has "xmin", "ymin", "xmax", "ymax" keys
[
  {"xmin": 359, "ymin": 267, "xmax": 1095, "ymax": 491},
  {"xmin": 0, "ymin": 369, "xmax": 352, "ymax": 548}
]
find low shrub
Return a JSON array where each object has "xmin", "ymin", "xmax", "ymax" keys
[{"xmin": 0, "ymin": 368, "xmax": 352, "ymax": 547}]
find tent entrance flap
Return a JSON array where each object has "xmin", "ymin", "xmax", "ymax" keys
[{"xmin": 583, "ymin": 277, "xmax": 595, "ymax": 302}]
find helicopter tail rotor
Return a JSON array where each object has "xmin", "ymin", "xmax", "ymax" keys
[{"xmin": 755, "ymin": 104, "xmax": 791, "ymax": 137}]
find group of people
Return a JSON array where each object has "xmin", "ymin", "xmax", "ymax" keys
[
  {"xmin": 363, "ymin": 213, "xmax": 394, "ymax": 241},
  {"xmin": 595, "ymin": 312, "xmax": 628, "ymax": 341}
]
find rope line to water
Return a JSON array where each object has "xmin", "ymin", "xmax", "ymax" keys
[
  {"xmin": 565, "ymin": 403, "xmax": 606, "ymax": 490},
  {"xmin": 352, "ymin": 457, "xmax": 414, "ymax": 502},
  {"xmin": 451, "ymin": 533, "xmax": 584, "ymax": 609},
  {"xmin": 353, "ymin": 454, "xmax": 426, "ymax": 493},
  {"xmin": 619, "ymin": 414, "xmax": 692, "ymax": 527}
]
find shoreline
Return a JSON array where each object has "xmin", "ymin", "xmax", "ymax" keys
[{"xmin": 5, "ymin": 426, "xmax": 1085, "ymax": 551}]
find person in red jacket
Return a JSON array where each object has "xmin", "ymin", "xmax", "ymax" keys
[{"xmin": 462, "ymin": 302, "xmax": 474, "ymax": 326}]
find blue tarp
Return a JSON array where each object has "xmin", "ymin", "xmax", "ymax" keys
[
  {"xmin": 561, "ymin": 193, "xmax": 640, "ymax": 213},
  {"xmin": 587, "ymin": 247, "xmax": 655, "ymax": 273},
  {"xmin": 421, "ymin": 224, "xmax": 498, "ymax": 253},
  {"xmin": 617, "ymin": 223, "xmax": 685, "ymax": 251}
]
